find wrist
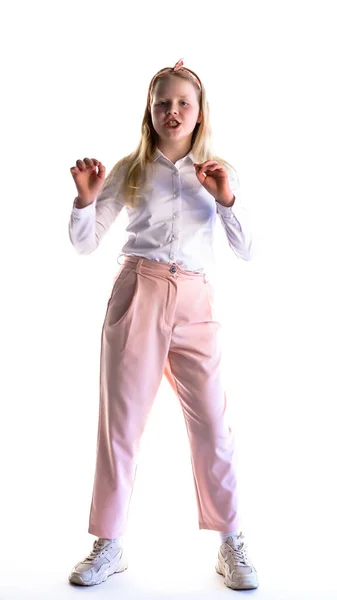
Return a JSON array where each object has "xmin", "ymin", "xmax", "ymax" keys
[
  {"xmin": 75, "ymin": 196, "xmax": 95, "ymax": 208},
  {"xmin": 216, "ymin": 194, "xmax": 235, "ymax": 208}
]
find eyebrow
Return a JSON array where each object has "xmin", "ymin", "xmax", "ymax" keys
[{"xmin": 156, "ymin": 95, "xmax": 190, "ymax": 99}]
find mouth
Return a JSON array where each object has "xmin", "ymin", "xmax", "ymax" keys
[{"xmin": 165, "ymin": 120, "xmax": 181, "ymax": 129}]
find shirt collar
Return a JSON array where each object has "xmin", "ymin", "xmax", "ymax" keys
[{"xmin": 153, "ymin": 148, "xmax": 196, "ymax": 166}]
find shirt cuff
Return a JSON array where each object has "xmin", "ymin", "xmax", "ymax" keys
[
  {"xmin": 216, "ymin": 201, "xmax": 236, "ymax": 218},
  {"xmin": 72, "ymin": 198, "xmax": 96, "ymax": 213}
]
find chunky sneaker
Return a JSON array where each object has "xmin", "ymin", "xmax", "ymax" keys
[
  {"xmin": 215, "ymin": 532, "xmax": 258, "ymax": 590},
  {"xmin": 68, "ymin": 538, "xmax": 128, "ymax": 586}
]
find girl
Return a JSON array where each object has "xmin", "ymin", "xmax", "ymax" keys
[{"xmin": 68, "ymin": 59, "xmax": 258, "ymax": 591}]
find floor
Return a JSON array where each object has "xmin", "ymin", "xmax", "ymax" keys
[{"xmin": 1, "ymin": 525, "xmax": 335, "ymax": 600}]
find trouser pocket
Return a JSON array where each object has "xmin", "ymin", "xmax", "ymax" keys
[{"xmin": 106, "ymin": 267, "xmax": 139, "ymax": 328}]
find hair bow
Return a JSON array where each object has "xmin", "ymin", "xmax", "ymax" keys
[
  {"xmin": 172, "ymin": 58, "xmax": 201, "ymax": 88},
  {"xmin": 173, "ymin": 58, "xmax": 185, "ymax": 72}
]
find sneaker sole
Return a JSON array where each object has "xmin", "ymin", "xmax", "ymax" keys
[
  {"xmin": 215, "ymin": 561, "xmax": 259, "ymax": 590},
  {"xmin": 69, "ymin": 560, "xmax": 128, "ymax": 586}
]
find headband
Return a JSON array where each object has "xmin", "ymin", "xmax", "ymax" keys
[
  {"xmin": 172, "ymin": 58, "xmax": 201, "ymax": 89},
  {"xmin": 147, "ymin": 59, "xmax": 202, "ymax": 109}
]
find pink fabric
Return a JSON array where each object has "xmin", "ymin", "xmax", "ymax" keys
[
  {"xmin": 173, "ymin": 58, "xmax": 185, "ymax": 71},
  {"xmin": 173, "ymin": 57, "xmax": 201, "ymax": 87},
  {"xmin": 88, "ymin": 256, "xmax": 240, "ymax": 539}
]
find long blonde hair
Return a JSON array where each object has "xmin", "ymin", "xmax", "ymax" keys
[{"xmin": 103, "ymin": 64, "xmax": 238, "ymax": 208}]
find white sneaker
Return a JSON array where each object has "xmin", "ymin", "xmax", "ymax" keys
[
  {"xmin": 68, "ymin": 538, "xmax": 128, "ymax": 586},
  {"xmin": 215, "ymin": 532, "xmax": 259, "ymax": 590}
]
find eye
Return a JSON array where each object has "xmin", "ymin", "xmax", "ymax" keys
[{"xmin": 155, "ymin": 100, "xmax": 188, "ymax": 107}]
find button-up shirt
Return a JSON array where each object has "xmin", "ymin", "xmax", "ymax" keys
[{"xmin": 68, "ymin": 148, "xmax": 253, "ymax": 273}]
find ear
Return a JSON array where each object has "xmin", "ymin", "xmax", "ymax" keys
[{"xmin": 197, "ymin": 110, "xmax": 203, "ymax": 124}]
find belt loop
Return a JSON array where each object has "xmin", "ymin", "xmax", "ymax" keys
[{"xmin": 136, "ymin": 258, "xmax": 144, "ymax": 274}]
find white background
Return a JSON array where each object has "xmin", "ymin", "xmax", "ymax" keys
[{"xmin": 1, "ymin": 1, "xmax": 336, "ymax": 598}]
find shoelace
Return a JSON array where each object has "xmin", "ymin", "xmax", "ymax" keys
[
  {"xmin": 84, "ymin": 539, "xmax": 110, "ymax": 563},
  {"xmin": 224, "ymin": 537, "xmax": 250, "ymax": 566}
]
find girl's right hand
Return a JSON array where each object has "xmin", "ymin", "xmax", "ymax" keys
[{"xmin": 70, "ymin": 157, "xmax": 106, "ymax": 207}]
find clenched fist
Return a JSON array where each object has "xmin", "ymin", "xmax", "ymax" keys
[{"xmin": 70, "ymin": 157, "xmax": 106, "ymax": 208}]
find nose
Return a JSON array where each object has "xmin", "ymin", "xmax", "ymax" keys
[{"xmin": 166, "ymin": 104, "xmax": 179, "ymax": 115}]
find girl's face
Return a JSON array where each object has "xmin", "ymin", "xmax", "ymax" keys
[{"xmin": 150, "ymin": 75, "xmax": 202, "ymax": 147}]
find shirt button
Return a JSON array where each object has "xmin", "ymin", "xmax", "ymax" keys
[
  {"xmin": 173, "ymin": 213, "xmax": 176, "ymax": 219},
  {"xmin": 172, "ymin": 234, "xmax": 176, "ymax": 239}
]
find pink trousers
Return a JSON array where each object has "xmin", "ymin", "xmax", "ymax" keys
[{"xmin": 88, "ymin": 256, "xmax": 240, "ymax": 539}]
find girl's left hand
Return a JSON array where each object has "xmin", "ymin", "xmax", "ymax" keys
[{"xmin": 194, "ymin": 161, "xmax": 235, "ymax": 207}]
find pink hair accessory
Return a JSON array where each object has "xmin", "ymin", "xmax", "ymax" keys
[
  {"xmin": 172, "ymin": 58, "xmax": 201, "ymax": 88},
  {"xmin": 173, "ymin": 58, "xmax": 184, "ymax": 71}
]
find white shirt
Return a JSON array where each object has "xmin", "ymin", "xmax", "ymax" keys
[{"xmin": 68, "ymin": 149, "xmax": 253, "ymax": 273}]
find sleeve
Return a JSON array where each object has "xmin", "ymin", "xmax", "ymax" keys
[
  {"xmin": 215, "ymin": 166, "xmax": 253, "ymax": 261},
  {"xmin": 68, "ymin": 166, "xmax": 126, "ymax": 255}
]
